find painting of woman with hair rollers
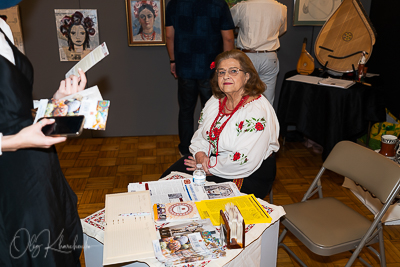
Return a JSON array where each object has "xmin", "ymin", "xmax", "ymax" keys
[{"xmin": 54, "ymin": 9, "xmax": 100, "ymax": 61}]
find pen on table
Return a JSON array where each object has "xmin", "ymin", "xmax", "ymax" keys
[{"xmin": 118, "ymin": 212, "xmax": 151, "ymax": 217}]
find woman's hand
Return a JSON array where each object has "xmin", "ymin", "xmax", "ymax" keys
[
  {"xmin": 53, "ymin": 68, "xmax": 87, "ymax": 99},
  {"xmin": 170, "ymin": 63, "xmax": 178, "ymax": 78},
  {"xmin": 186, "ymin": 152, "xmax": 211, "ymax": 175},
  {"xmin": 2, "ymin": 119, "xmax": 66, "ymax": 151},
  {"xmin": 184, "ymin": 156, "xmax": 197, "ymax": 172}
]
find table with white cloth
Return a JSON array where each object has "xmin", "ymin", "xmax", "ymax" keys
[{"xmin": 81, "ymin": 172, "xmax": 286, "ymax": 267}]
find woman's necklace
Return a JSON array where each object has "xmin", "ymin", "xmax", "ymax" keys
[
  {"xmin": 223, "ymin": 104, "xmax": 234, "ymax": 114},
  {"xmin": 207, "ymin": 95, "xmax": 249, "ymax": 168},
  {"xmin": 141, "ymin": 31, "xmax": 156, "ymax": 40}
]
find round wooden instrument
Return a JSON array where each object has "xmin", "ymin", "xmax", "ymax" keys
[
  {"xmin": 297, "ymin": 38, "xmax": 315, "ymax": 75},
  {"xmin": 314, "ymin": 0, "xmax": 376, "ymax": 73}
]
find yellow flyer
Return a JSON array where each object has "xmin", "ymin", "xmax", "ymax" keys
[{"xmin": 195, "ymin": 194, "xmax": 271, "ymax": 226}]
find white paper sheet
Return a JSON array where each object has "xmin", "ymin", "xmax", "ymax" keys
[
  {"xmin": 103, "ymin": 191, "xmax": 158, "ymax": 266},
  {"xmin": 65, "ymin": 42, "xmax": 109, "ymax": 78},
  {"xmin": 128, "ymin": 179, "xmax": 241, "ymax": 204},
  {"xmin": 286, "ymin": 74, "xmax": 355, "ymax": 89}
]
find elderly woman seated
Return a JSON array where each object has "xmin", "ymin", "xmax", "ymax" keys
[{"xmin": 161, "ymin": 49, "xmax": 280, "ymax": 199}]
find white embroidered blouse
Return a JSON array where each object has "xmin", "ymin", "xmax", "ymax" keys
[{"xmin": 189, "ymin": 95, "xmax": 280, "ymax": 179}]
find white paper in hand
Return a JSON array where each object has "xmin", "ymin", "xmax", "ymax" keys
[{"xmin": 65, "ymin": 42, "xmax": 109, "ymax": 79}]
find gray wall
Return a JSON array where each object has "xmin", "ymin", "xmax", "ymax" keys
[{"xmin": 17, "ymin": 0, "xmax": 371, "ymax": 137}]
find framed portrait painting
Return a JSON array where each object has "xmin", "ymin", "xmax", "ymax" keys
[
  {"xmin": 125, "ymin": 0, "xmax": 166, "ymax": 46},
  {"xmin": 54, "ymin": 9, "xmax": 100, "ymax": 61},
  {"xmin": 293, "ymin": 0, "xmax": 342, "ymax": 26}
]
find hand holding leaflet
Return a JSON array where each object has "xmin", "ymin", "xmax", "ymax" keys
[
  {"xmin": 65, "ymin": 42, "xmax": 109, "ymax": 78},
  {"xmin": 34, "ymin": 86, "xmax": 110, "ymax": 130}
]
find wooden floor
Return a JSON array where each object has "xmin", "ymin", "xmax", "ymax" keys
[{"xmin": 55, "ymin": 136, "xmax": 400, "ymax": 267}]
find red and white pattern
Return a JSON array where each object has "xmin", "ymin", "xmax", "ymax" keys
[
  {"xmin": 83, "ymin": 208, "xmax": 105, "ymax": 231},
  {"xmin": 82, "ymin": 203, "xmax": 274, "ymax": 235},
  {"xmin": 81, "ymin": 172, "xmax": 285, "ymax": 267}
]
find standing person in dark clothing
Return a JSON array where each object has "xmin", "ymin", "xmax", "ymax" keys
[
  {"xmin": 1, "ymin": 1, "xmax": 86, "ymax": 265},
  {"xmin": 165, "ymin": 0, "xmax": 235, "ymax": 156}
]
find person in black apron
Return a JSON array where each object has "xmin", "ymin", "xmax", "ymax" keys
[{"xmin": 1, "ymin": 1, "xmax": 87, "ymax": 265}]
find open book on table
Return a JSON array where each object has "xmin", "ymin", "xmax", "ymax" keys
[{"xmin": 103, "ymin": 191, "xmax": 158, "ymax": 266}]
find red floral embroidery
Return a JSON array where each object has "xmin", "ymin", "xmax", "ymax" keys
[
  {"xmin": 233, "ymin": 152, "xmax": 241, "ymax": 161},
  {"xmin": 212, "ymin": 128, "xmax": 221, "ymax": 139},
  {"xmin": 255, "ymin": 122, "xmax": 264, "ymax": 131},
  {"xmin": 236, "ymin": 117, "xmax": 265, "ymax": 135}
]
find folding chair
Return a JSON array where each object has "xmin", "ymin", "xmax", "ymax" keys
[{"xmin": 278, "ymin": 141, "xmax": 400, "ymax": 267}]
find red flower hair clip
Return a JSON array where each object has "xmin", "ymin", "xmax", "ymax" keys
[{"xmin": 210, "ymin": 62, "xmax": 215, "ymax": 69}]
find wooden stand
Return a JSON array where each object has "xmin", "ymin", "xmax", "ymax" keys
[{"xmin": 220, "ymin": 210, "xmax": 245, "ymax": 249}]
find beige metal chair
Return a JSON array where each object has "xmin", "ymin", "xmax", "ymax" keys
[
  {"xmin": 268, "ymin": 188, "xmax": 273, "ymax": 204},
  {"xmin": 278, "ymin": 141, "xmax": 400, "ymax": 267}
]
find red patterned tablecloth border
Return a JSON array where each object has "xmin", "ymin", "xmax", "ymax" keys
[
  {"xmin": 83, "ymin": 205, "xmax": 273, "ymax": 234},
  {"xmin": 82, "ymin": 173, "xmax": 278, "ymax": 267}
]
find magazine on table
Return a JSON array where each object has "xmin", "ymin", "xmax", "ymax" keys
[
  {"xmin": 153, "ymin": 219, "xmax": 226, "ymax": 266},
  {"xmin": 33, "ymin": 86, "xmax": 110, "ymax": 130},
  {"xmin": 128, "ymin": 178, "xmax": 241, "ymax": 204},
  {"xmin": 158, "ymin": 218, "xmax": 217, "ymax": 238},
  {"xmin": 153, "ymin": 201, "xmax": 201, "ymax": 222},
  {"xmin": 195, "ymin": 194, "xmax": 272, "ymax": 226}
]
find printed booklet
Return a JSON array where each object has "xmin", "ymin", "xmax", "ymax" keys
[
  {"xmin": 34, "ymin": 86, "xmax": 110, "ymax": 130},
  {"xmin": 153, "ymin": 219, "xmax": 226, "ymax": 266},
  {"xmin": 153, "ymin": 201, "xmax": 200, "ymax": 222},
  {"xmin": 128, "ymin": 178, "xmax": 241, "ymax": 204}
]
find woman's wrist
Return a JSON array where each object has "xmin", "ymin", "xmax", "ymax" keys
[
  {"xmin": 1, "ymin": 134, "xmax": 20, "ymax": 152},
  {"xmin": 170, "ymin": 59, "xmax": 175, "ymax": 64}
]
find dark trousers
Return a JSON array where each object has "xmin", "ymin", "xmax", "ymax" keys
[
  {"xmin": 178, "ymin": 78, "xmax": 212, "ymax": 155},
  {"xmin": 160, "ymin": 153, "xmax": 276, "ymax": 199}
]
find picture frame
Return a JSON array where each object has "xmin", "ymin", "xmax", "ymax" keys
[
  {"xmin": 0, "ymin": 5, "xmax": 25, "ymax": 54},
  {"xmin": 293, "ymin": 0, "xmax": 342, "ymax": 26},
  {"xmin": 54, "ymin": 9, "xmax": 100, "ymax": 61},
  {"xmin": 125, "ymin": 0, "xmax": 166, "ymax": 46}
]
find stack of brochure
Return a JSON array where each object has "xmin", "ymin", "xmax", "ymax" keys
[
  {"xmin": 34, "ymin": 86, "xmax": 110, "ymax": 130},
  {"xmin": 128, "ymin": 178, "xmax": 241, "ymax": 204},
  {"xmin": 153, "ymin": 219, "xmax": 226, "ymax": 266},
  {"xmin": 127, "ymin": 178, "xmax": 241, "ymax": 265},
  {"xmin": 34, "ymin": 43, "xmax": 111, "ymax": 130},
  {"xmin": 195, "ymin": 194, "xmax": 272, "ymax": 226}
]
